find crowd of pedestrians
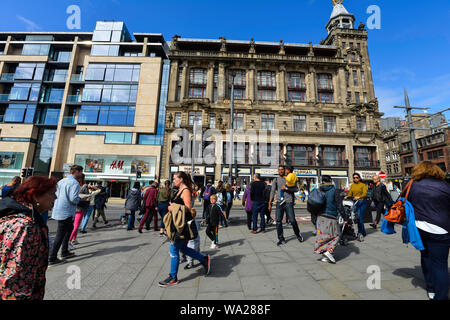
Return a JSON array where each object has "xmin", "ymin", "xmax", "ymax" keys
[{"xmin": 0, "ymin": 160, "xmax": 448, "ymax": 300}]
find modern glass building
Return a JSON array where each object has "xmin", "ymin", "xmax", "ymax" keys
[{"xmin": 0, "ymin": 21, "xmax": 169, "ymax": 197}]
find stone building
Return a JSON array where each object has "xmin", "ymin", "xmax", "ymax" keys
[
  {"xmin": 0, "ymin": 21, "xmax": 169, "ymax": 197},
  {"xmin": 161, "ymin": 1, "xmax": 386, "ymax": 189}
]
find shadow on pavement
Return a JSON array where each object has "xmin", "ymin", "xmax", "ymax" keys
[
  {"xmin": 65, "ymin": 243, "xmax": 149, "ymax": 263},
  {"xmin": 179, "ymin": 254, "xmax": 245, "ymax": 282},
  {"xmin": 218, "ymin": 239, "xmax": 245, "ymax": 248},
  {"xmin": 333, "ymin": 242, "xmax": 361, "ymax": 261},
  {"xmin": 392, "ymin": 266, "xmax": 429, "ymax": 291}
]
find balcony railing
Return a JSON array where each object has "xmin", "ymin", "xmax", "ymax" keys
[
  {"xmin": 354, "ymin": 160, "xmax": 380, "ymax": 169},
  {"xmin": 0, "ymin": 74, "xmax": 14, "ymax": 81},
  {"xmin": 66, "ymin": 95, "xmax": 81, "ymax": 103},
  {"xmin": 62, "ymin": 116, "xmax": 77, "ymax": 126},
  {"xmin": 71, "ymin": 74, "xmax": 84, "ymax": 82},
  {"xmin": 319, "ymin": 159, "xmax": 349, "ymax": 167}
]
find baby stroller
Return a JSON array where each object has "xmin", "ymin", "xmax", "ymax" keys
[{"xmin": 339, "ymin": 198, "xmax": 364, "ymax": 244}]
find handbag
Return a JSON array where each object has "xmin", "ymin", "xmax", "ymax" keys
[{"xmin": 384, "ymin": 180, "xmax": 413, "ymax": 225}]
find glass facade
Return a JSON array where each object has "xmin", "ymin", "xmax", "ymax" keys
[
  {"xmin": 4, "ymin": 104, "xmax": 36, "ymax": 123},
  {"xmin": 78, "ymin": 105, "xmax": 135, "ymax": 126},
  {"xmin": 81, "ymin": 84, "xmax": 137, "ymax": 103},
  {"xmin": 85, "ymin": 64, "xmax": 140, "ymax": 82},
  {"xmin": 9, "ymin": 83, "xmax": 41, "ymax": 101},
  {"xmin": 32, "ymin": 129, "xmax": 56, "ymax": 174},
  {"xmin": 14, "ymin": 63, "xmax": 45, "ymax": 80}
]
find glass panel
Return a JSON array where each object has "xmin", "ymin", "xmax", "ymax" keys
[
  {"xmin": 78, "ymin": 106, "xmax": 99, "ymax": 124},
  {"xmin": 105, "ymin": 132, "xmax": 125, "ymax": 144},
  {"xmin": 24, "ymin": 105, "xmax": 36, "ymax": 123},
  {"xmin": 0, "ymin": 152, "xmax": 24, "ymax": 170},
  {"xmin": 82, "ymin": 87, "xmax": 102, "ymax": 102},
  {"xmin": 111, "ymin": 31, "xmax": 122, "ymax": 42},
  {"xmin": 14, "ymin": 64, "xmax": 35, "ymax": 80},
  {"xmin": 43, "ymin": 109, "xmax": 60, "ymax": 125},
  {"xmin": 113, "ymin": 68, "xmax": 133, "ymax": 82},
  {"xmin": 111, "ymin": 86, "xmax": 130, "ymax": 102},
  {"xmin": 85, "ymin": 66, "xmax": 106, "ymax": 81},
  {"xmin": 127, "ymin": 107, "xmax": 135, "ymax": 125},
  {"xmin": 4, "ymin": 106, "xmax": 26, "ymax": 122},
  {"xmin": 9, "ymin": 86, "xmax": 30, "ymax": 100},
  {"xmin": 92, "ymin": 30, "xmax": 112, "ymax": 42},
  {"xmin": 91, "ymin": 45, "xmax": 110, "ymax": 56},
  {"xmin": 29, "ymin": 84, "xmax": 40, "ymax": 101}
]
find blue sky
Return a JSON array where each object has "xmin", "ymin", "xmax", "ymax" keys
[{"xmin": 1, "ymin": 0, "xmax": 449, "ymax": 121}]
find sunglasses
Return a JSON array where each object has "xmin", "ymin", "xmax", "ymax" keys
[{"xmin": 353, "ymin": 177, "xmax": 360, "ymax": 179}]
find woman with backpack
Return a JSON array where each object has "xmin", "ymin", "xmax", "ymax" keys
[
  {"xmin": 0, "ymin": 176, "xmax": 57, "ymax": 300},
  {"xmin": 215, "ymin": 181, "xmax": 227, "ymax": 227},
  {"xmin": 201, "ymin": 181, "xmax": 215, "ymax": 224},
  {"xmin": 407, "ymin": 161, "xmax": 450, "ymax": 300},
  {"xmin": 158, "ymin": 171, "xmax": 211, "ymax": 287},
  {"xmin": 313, "ymin": 175, "xmax": 343, "ymax": 264},
  {"xmin": 124, "ymin": 182, "xmax": 142, "ymax": 231}
]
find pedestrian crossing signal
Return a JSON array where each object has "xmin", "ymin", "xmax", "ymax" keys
[{"xmin": 21, "ymin": 168, "xmax": 27, "ymax": 178}]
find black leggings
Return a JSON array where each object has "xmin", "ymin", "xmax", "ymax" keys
[
  {"xmin": 206, "ymin": 224, "xmax": 218, "ymax": 243},
  {"xmin": 246, "ymin": 210, "xmax": 252, "ymax": 230}
]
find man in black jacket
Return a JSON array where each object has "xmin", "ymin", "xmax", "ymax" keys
[
  {"xmin": 250, "ymin": 174, "xmax": 267, "ymax": 234},
  {"xmin": 370, "ymin": 175, "xmax": 393, "ymax": 229}
]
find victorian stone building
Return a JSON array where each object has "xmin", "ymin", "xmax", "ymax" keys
[{"xmin": 161, "ymin": 1, "xmax": 385, "ymax": 189}]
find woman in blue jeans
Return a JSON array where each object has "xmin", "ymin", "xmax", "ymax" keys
[
  {"xmin": 124, "ymin": 182, "xmax": 142, "ymax": 231},
  {"xmin": 407, "ymin": 161, "xmax": 450, "ymax": 300},
  {"xmin": 157, "ymin": 180, "xmax": 171, "ymax": 236},
  {"xmin": 158, "ymin": 171, "xmax": 210, "ymax": 287}
]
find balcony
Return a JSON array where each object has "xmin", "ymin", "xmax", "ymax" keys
[
  {"xmin": 66, "ymin": 95, "xmax": 81, "ymax": 104},
  {"xmin": 354, "ymin": 160, "xmax": 380, "ymax": 169},
  {"xmin": 0, "ymin": 74, "xmax": 14, "ymax": 81},
  {"xmin": 62, "ymin": 116, "xmax": 77, "ymax": 127},
  {"xmin": 71, "ymin": 74, "xmax": 84, "ymax": 82}
]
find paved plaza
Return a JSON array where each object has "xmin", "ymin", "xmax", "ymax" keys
[{"xmin": 43, "ymin": 201, "xmax": 448, "ymax": 300}]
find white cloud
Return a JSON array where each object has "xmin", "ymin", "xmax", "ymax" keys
[{"xmin": 16, "ymin": 15, "xmax": 41, "ymax": 31}]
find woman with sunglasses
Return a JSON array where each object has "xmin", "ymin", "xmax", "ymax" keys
[{"xmin": 345, "ymin": 173, "xmax": 368, "ymax": 240}]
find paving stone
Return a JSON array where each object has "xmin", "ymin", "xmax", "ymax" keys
[
  {"xmin": 317, "ymin": 279, "xmax": 360, "ymax": 300},
  {"xmin": 197, "ymin": 291, "xmax": 245, "ymax": 300},
  {"xmin": 358, "ymin": 289, "xmax": 401, "ymax": 300},
  {"xmin": 240, "ymin": 276, "xmax": 279, "ymax": 297}
]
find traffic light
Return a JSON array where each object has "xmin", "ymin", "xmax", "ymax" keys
[
  {"xmin": 27, "ymin": 168, "xmax": 34, "ymax": 178},
  {"xmin": 21, "ymin": 168, "xmax": 27, "ymax": 178}
]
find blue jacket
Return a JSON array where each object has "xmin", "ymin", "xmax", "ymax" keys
[
  {"xmin": 381, "ymin": 198, "xmax": 425, "ymax": 251},
  {"xmin": 51, "ymin": 176, "xmax": 81, "ymax": 220},
  {"xmin": 319, "ymin": 184, "xmax": 338, "ymax": 217}
]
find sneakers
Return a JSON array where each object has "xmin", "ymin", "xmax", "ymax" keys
[
  {"xmin": 158, "ymin": 275, "xmax": 179, "ymax": 287},
  {"xmin": 68, "ymin": 243, "xmax": 76, "ymax": 251},
  {"xmin": 80, "ymin": 230, "xmax": 87, "ymax": 234},
  {"xmin": 297, "ymin": 234, "xmax": 304, "ymax": 243},
  {"xmin": 61, "ymin": 251, "xmax": 75, "ymax": 259},
  {"xmin": 427, "ymin": 292, "xmax": 436, "ymax": 300},
  {"xmin": 71, "ymin": 240, "xmax": 79, "ymax": 245},
  {"xmin": 184, "ymin": 263, "xmax": 194, "ymax": 270},
  {"xmin": 321, "ymin": 257, "xmax": 330, "ymax": 263},
  {"xmin": 323, "ymin": 251, "xmax": 336, "ymax": 264},
  {"xmin": 277, "ymin": 239, "xmax": 287, "ymax": 246},
  {"xmin": 370, "ymin": 223, "xmax": 377, "ymax": 229},
  {"xmin": 250, "ymin": 230, "xmax": 257, "ymax": 234},
  {"xmin": 104, "ymin": 220, "xmax": 109, "ymax": 225},
  {"xmin": 48, "ymin": 258, "xmax": 65, "ymax": 266},
  {"xmin": 210, "ymin": 241, "xmax": 216, "ymax": 249},
  {"xmin": 201, "ymin": 255, "xmax": 211, "ymax": 275}
]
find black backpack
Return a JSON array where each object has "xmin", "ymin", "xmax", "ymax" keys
[{"xmin": 307, "ymin": 188, "xmax": 326, "ymax": 215}]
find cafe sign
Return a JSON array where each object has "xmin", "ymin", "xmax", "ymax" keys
[{"xmin": 356, "ymin": 171, "xmax": 379, "ymax": 180}]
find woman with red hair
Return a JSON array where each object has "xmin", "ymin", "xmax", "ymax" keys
[{"xmin": 0, "ymin": 176, "xmax": 57, "ymax": 300}]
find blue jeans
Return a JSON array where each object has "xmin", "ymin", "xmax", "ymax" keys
[
  {"xmin": 252, "ymin": 201, "xmax": 266, "ymax": 232},
  {"xmin": 127, "ymin": 210, "xmax": 136, "ymax": 230},
  {"xmin": 170, "ymin": 240, "xmax": 206, "ymax": 279},
  {"xmin": 418, "ymin": 229, "xmax": 450, "ymax": 300},
  {"xmin": 157, "ymin": 202, "xmax": 169, "ymax": 229},
  {"xmin": 80, "ymin": 206, "xmax": 94, "ymax": 232},
  {"xmin": 275, "ymin": 202, "xmax": 300, "ymax": 240},
  {"xmin": 355, "ymin": 201, "xmax": 367, "ymax": 237}
]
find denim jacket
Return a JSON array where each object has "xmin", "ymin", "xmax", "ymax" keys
[{"xmin": 51, "ymin": 176, "xmax": 81, "ymax": 221}]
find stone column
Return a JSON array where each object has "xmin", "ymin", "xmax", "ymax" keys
[
  {"xmin": 218, "ymin": 62, "xmax": 226, "ymax": 102},
  {"xmin": 337, "ymin": 67, "xmax": 346, "ymax": 104},
  {"xmin": 142, "ymin": 37, "xmax": 148, "ymax": 56},
  {"xmin": 180, "ymin": 61, "xmax": 188, "ymax": 101},
  {"xmin": 168, "ymin": 60, "xmax": 179, "ymax": 102},
  {"xmin": 248, "ymin": 63, "xmax": 256, "ymax": 102},
  {"xmin": 278, "ymin": 64, "xmax": 286, "ymax": 102},
  {"xmin": 307, "ymin": 67, "xmax": 317, "ymax": 103},
  {"xmin": 206, "ymin": 62, "xmax": 215, "ymax": 101}
]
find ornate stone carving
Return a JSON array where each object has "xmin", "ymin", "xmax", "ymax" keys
[
  {"xmin": 279, "ymin": 40, "xmax": 285, "ymax": 55},
  {"xmin": 249, "ymin": 38, "xmax": 255, "ymax": 54},
  {"xmin": 219, "ymin": 37, "xmax": 226, "ymax": 52}
]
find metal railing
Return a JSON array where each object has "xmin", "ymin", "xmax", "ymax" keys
[
  {"xmin": 62, "ymin": 116, "xmax": 76, "ymax": 126},
  {"xmin": 354, "ymin": 160, "xmax": 380, "ymax": 169},
  {"xmin": 70, "ymin": 74, "xmax": 84, "ymax": 82},
  {"xmin": 66, "ymin": 95, "xmax": 81, "ymax": 103}
]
